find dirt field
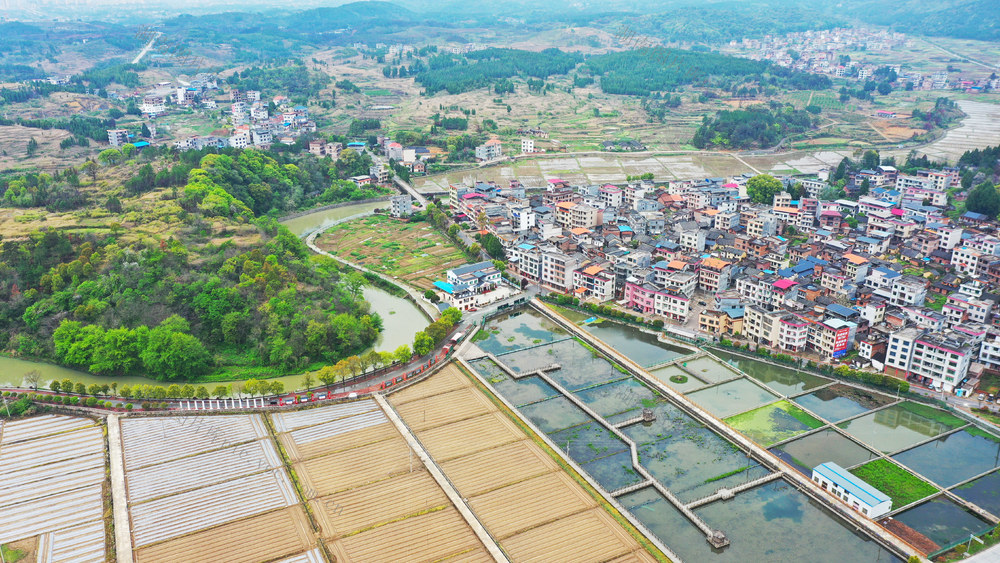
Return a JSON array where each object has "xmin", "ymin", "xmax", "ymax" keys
[
  {"xmin": 134, "ymin": 506, "xmax": 315, "ymax": 563},
  {"xmin": 314, "ymin": 214, "xmax": 469, "ymax": 291},
  {"xmin": 387, "ymin": 363, "xmax": 661, "ymax": 561},
  {"xmin": 275, "ymin": 400, "xmax": 492, "ymax": 561},
  {"xmin": 327, "ymin": 507, "xmax": 491, "ymax": 562}
]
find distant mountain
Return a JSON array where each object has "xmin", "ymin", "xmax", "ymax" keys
[{"xmin": 283, "ymin": 2, "xmax": 416, "ymax": 31}]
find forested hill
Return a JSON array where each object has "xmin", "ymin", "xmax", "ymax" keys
[
  {"xmin": 582, "ymin": 48, "xmax": 832, "ymax": 96},
  {"xmin": 0, "ymin": 149, "xmax": 388, "ymax": 382}
]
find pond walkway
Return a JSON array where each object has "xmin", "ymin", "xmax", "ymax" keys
[{"xmin": 483, "ymin": 352, "xmax": 730, "ymax": 548}]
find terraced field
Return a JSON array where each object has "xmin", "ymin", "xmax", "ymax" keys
[
  {"xmin": 387, "ymin": 363, "xmax": 659, "ymax": 562},
  {"xmin": 276, "ymin": 399, "xmax": 491, "ymax": 562},
  {"xmin": 118, "ymin": 414, "xmax": 317, "ymax": 563},
  {"xmin": 0, "ymin": 415, "xmax": 107, "ymax": 562}
]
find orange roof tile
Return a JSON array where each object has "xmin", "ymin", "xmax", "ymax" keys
[
  {"xmin": 844, "ymin": 253, "xmax": 869, "ymax": 265},
  {"xmin": 668, "ymin": 260, "xmax": 687, "ymax": 270},
  {"xmin": 570, "ymin": 227, "xmax": 591, "ymax": 235},
  {"xmin": 582, "ymin": 265, "xmax": 604, "ymax": 275},
  {"xmin": 701, "ymin": 257, "xmax": 731, "ymax": 269},
  {"xmin": 774, "ymin": 206, "xmax": 800, "ymax": 213},
  {"xmin": 556, "ymin": 201, "xmax": 576, "ymax": 209}
]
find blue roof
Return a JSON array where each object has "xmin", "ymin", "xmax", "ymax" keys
[
  {"xmin": 619, "ymin": 226, "xmax": 633, "ymax": 232},
  {"xmin": 826, "ymin": 303, "xmax": 857, "ymax": 318},
  {"xmin": 813, "ymin": 462, "xmax": 889, "ymax": 508},
  {"xmin": 874, "ymin": 266, "xmax": 901, "ymax": 278},
  {"xmin": 133, "ymin": 141, "xmax": 150, "ymax": 148},
  {"xmin": 964, "ymin": 211, "xmax": 990, "ymax": 221},
  {"xmin": 654, "ymin": 260, "xmax": 670, "ymax": 269},
  {"xmin": 517, "ymin": 243, "xmax": 536, "ymax": 250},
  {"xmin": 433, "ymin": 281, "xmax": 455, "ymax": 294},
  {"xmin": 856, "ymin": 236, "xmax": 880, "ymax": 244}
]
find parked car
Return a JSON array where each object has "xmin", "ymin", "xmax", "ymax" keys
[
  {"xmin": 979, "ymin": 394, "xmax": 986, "ymax": 401},
  {"xmin": 280, "ymin": 398, "xmax": 295, "ymax": 406},
  {"xmin": 298, "ymin": 395, "xmax": 310, "ymax": 403},
  {"xmin": 315, "ymin": 392, "xmax": 327, "ymax": 400},
  {"xmin": 989, "ymin": 395, "xmax": 996, "ymax": 403}
]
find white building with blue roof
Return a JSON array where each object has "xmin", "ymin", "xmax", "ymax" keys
[{"xmin": 811, "ymin": 462, "xmax": 892, "ymax": 518}]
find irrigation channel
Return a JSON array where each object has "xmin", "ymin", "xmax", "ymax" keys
[
  {"xmin": 468, "ymin": 305, "xmax": 1000, "ymax": 561},
  {"xmin": 0, "ymin": 201, "xmax": 430, "ymax": 392}
]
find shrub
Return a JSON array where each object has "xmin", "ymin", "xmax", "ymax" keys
[{"xmin": 125, "ymin": 403, "xmax": 133, "ymax": 411}]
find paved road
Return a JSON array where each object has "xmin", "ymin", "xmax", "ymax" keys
[{"xmin": 132, "ymin": 32, "xmax": 161, "ymax": 65}]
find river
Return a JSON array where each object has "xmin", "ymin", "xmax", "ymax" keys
[{"xmin": 0, "ymin": 201, "xmax": 430, "ymax": 392}]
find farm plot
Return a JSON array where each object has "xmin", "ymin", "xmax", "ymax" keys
[
  {"xmin": 314, "ymin": 214, "xmax": 469, "ymax": 290},
  {"xmin": 119, "ymin": 413, "xmax": 315, "ymax": 562},
  {"xmin": 277, "ymin": 399, "xmax": 491, "ymax": 562},
  {"xmin": 389, "ymin": 363, "xmax": 658, "ymax": 562},
  {"xmin": 0, "ymin": 415, "xmax": 106, "ymax": 561},
  {"xmin": 120, "ymin": 414, "xmax": 268, "ymax": 470}
]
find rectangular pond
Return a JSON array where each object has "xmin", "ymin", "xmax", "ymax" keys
[
  {"xmin": 953, "ymin": 470, "xmax": 1000, "ymax": 518},
  {"xmin": 518, "ymin": 395, "xmax": 595, "ymax": 433},
  {"xmin": 709, "ymin": 349, "xmax": 831, "ymax": 396},
  {"xmin": 770, "ymin": 428, "xmax": 879, "ymax": 475},
  {"xmin": 687, "ymin": 378, "xmax": 781, "ymax": 419},
  {"xmin": 892, "ymin": 427, "xmax": 1000, "ymax": 488},
  {"xmin": 837, "ymin": 402, "xmax": 966, "ymax": 454},
  {"xmin": 496, "ymin": 339, "xmax": 626, "ymax": 390},
  {"xmin": 724, "ymin": 400, "xmax": 825, "ymax": 446},
  {"xmin": 649, "ymin": 364, "xmax": 709, "ymax": 393},
  {"xmin": 469, "ymin": 358, "xmax": 560, "ymax": 406},
  {"xmin": 792, "ymin": 384, "xmax": 895, "ymax": 424},
  {"xmin": 681, "ymin": 356, "xmax": 742, "ymax": 384},
  {"xmin": 573, "ymin": 378, "xmax": 660, "ymax": 419},
  {"xmin": 549, "ymin": 421, "xmax": 630, "ymax": 465},
  {"xmin": 473, "ymin": 310, "xmax": 569, "ymax": 355},
  {"xmin": 891, "ymin": 496, "xmax": 994, "ymax": 555},
  {"xmin": 578, "ymin": 319, "xmax": 692, "ymax": 367},
  {"xmin": 623, "ymin": 478, "xmax": 899, "ymax": 562}
]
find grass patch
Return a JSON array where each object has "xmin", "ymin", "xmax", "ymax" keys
[
  {"xmin": 669, "ymin": 374, "xmax": 688, "ymax": 384},
  {"xmin": 471, "ymin": 330, "xmax": 490, "ymax": 343},
  {"xmin": 0, "ymin": 545, "xmax": 26, "ymax": 563},
  {"xmin": 850, "ymin": 459, "xmax": 939, "ymax": 509},
  {"xmin": 705, "ymin": 465, "xmax": 752, "ymax": 484}
]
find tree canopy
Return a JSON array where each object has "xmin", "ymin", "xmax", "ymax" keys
[
  {"xmin": 746, "ymin": 174, "xmax": 783, "ymax": 204},
  {"xmin": 967, "ymin": 181, "xmax": 1000, "ymax": 218}
]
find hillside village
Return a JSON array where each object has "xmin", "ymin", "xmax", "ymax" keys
[{"xmin": 444, "ymin": 162, "xmax": 1000, "ymax": 399}]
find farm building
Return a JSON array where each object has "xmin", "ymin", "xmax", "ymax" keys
[{"xmin": 811, "ymin": 462, "xmax": 891, "ymax": 518}]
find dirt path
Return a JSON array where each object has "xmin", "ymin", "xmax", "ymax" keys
[{"xmin": 107, "ymin": 414, "xmax": 134, "ymax": 563}]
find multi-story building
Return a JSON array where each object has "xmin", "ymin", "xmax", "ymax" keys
[
  {"xmin": 390, "ymin": 194, "xmax": 412, "ymax": 218},
  {"xmin": 885, "ymin": 328, "xmax": 975, "ymax": 392},
  {"xmin": 474, "ymin": 139, "xmax": 503, "ymax": 161},
  {"xmin": 889, "ymin": 277, "xmax": 927, "ymax": 307},
  {"xmin": 699, "ymin": 308, "xmax": 744, "ymax": 336},
  {"xmin": 107, "ymin": 129, "xmax": 129, "ymax": 147},
  {"xmin": 953, "ymin": 247, "xmax": 988, "ymax": 278},
  {"xmin": 520, "ymin": 138, "xmax": 535, "ymax": 154},
  {"xmin": 942, "ymin": 293, "xmax": 992, "ymax": 326},
  {"xmin": 698, "ymin": 258, "xmax": 733, "ymax": 293},
  {"xmin": 624, "ymin": 281, "xmax": 690, "ymax": 322},
  {"xmin": 808, "ymin": 319, "xmax": 857, "ymax": 359},
  {"xmin": 541, "ymin": 251, "xmax": 580, "ymax": 291},
  {"xmin": 573, "ymin": 263, "xmax": 616, "ymax": 301}
]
